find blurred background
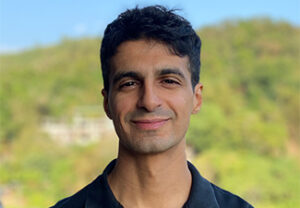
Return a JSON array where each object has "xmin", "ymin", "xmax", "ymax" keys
[{"xmin": 0, "ymin": 0, "xmax": 299, "ymax": 207}]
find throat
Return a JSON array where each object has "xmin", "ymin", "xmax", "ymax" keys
[{"xmin": 107, "ymin": 150, "xmax": 192, "ymax": 208}]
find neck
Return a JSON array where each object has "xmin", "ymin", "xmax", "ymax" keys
[{"xmin": 107, "ymin": 139, "xmax": 192, "ymax": 208}]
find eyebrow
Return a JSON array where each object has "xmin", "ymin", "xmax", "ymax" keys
[{"xmin": 112, "ymin": 71, "xmax": 142, "ymax": 85}]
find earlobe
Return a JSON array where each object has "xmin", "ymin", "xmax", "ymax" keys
[
  {"xmin": 102, "ymin": 89, "xmax": 112, "ymax": 119},
  {"xmin": 192, "ymin": 83, "xmax": 203, "ymax": 114}
]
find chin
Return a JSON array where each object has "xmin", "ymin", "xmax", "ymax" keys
[{"xmin": 120, "ymin": 136, "xmax": 182, "ymax": 155}]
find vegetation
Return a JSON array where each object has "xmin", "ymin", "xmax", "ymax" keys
[{"xmin": 0, "ymin": 18, "xmax": 299, "ymax": 208}]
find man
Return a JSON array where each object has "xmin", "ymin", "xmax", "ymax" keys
[{"xmin": 51, "ymin": 5, "xmax": 253, "ymax": 208}]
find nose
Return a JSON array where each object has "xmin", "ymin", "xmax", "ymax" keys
[{"xmin": 137, "ymin": 82, "xmax": 162, "ymax": 112}]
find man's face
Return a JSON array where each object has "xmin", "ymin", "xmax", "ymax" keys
[{"xmin": 103, "ymin": 39, "xmax": 202, "ymax": 154}]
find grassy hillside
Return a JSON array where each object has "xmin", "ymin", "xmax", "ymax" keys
[{"xmin": 0, "ymin": 18, "xmax": 299, "ymax": 208}]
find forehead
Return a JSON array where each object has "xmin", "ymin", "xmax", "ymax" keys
[{"xmin": 110, "ymin": 39, "xmax": 190, "ymax": 77}]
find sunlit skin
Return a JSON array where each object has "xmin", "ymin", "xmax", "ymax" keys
[{"xmin": 102, "ymin": 39, "xmax": 203, "ymax": 208}]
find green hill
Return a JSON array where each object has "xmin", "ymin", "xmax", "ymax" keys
[
  {"xmin": 189, "ymin": 18, "xmax": 300, "ymax": 155},
  {"xmin": 0, "ymin": 18, "xmax": 299, "ymax": 208}
]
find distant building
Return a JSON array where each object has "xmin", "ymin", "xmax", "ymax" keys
[{"xmin": 42, "ymin": 106, "xmax": 114, "ymax": 145}]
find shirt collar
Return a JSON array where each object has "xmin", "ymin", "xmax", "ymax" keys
[
  {"xmin": 86, "ymin": 160, "xmax": 122, "ymax": 208},
  {"xmin": 184, "ymin": 161, "xmax": 220, "ymax": 208}
]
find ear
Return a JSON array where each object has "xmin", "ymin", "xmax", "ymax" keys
[
  {"xmin": 192, "ymin": 83, "xmax": 203, "ymax": 114},
  {"xmin": 101, "ymin": 89, "xmax": 112, "ymax": 119}
]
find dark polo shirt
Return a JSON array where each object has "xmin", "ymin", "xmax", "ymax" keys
[{"xmin": 51, "ymin": 160, "xmax": 254, "ymax": 208}]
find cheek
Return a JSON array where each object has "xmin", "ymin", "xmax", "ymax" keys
[
  {"xmin": 170, "ymin": 93, "xmax": 194, "ymax": 115},
  {"xmin": 109, "ymin": 95, "xmax": 135, "ymax": 122}
]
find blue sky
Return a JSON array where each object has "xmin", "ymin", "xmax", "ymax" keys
[{"xmin": 0, "ymin": 0, "xmax": 299, "ymax": 53}]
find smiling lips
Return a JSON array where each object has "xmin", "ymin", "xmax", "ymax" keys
[{"xmin": 132, "ymin": 118, "xmax": 169, "ymax": 130}]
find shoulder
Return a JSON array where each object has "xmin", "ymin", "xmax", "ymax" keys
[
  {"xmin": 210, "ymin": 182, "xmax": 254, "ymax": 208},
  {"xmin": 186, "ymin": 161, "xmax": 254, "ymax": 208},
  {"xmin": 50, "ymin": 160, "xmax": 118, "ymax": 208},
  {"xmin": 49, "ymin": 173, "xmax": 102, "ymax": 208},
  {"xmin": 49, "ymin": 183, "xmax": 90, "ymax": 208}
]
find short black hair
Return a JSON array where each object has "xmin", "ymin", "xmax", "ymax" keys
[{"xmin": 100, "ymin": 5, "xmax": 201, "ymax": 92}]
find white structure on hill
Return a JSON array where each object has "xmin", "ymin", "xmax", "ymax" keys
[{"xmin": 42, "ymin": 106, "xmax": 114, "ymax": 145}]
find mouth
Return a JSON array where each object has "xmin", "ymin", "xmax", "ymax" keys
[{"xmin": 131, "ymin": 118, "xmax": 169, "ymax": 130}]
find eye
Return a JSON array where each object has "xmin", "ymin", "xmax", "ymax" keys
[
  {"xmin": 162, "ymin": 79, "xmax": 180, "ymax": 85},
  {"xmin": 119, "ymin": 81, "xmax": 138, "ymax": 89}
]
